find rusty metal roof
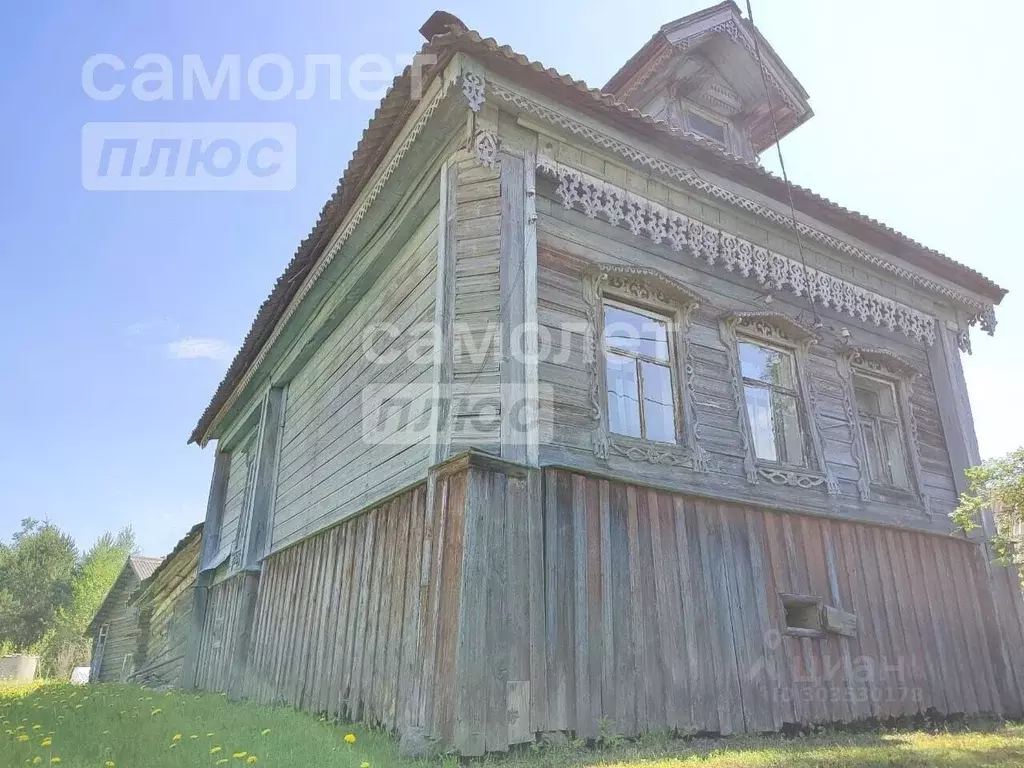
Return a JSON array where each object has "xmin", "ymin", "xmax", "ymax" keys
[{"xmin": 189, "ymin": 10, "xmax": 1006, "ymax": 446}]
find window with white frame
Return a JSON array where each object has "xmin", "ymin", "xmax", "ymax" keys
[
  {"xmin": 853, "ymin": 373, "xmax": 911, "ymax": 489},
  {"xmin": 603, "ymin": 301, "xmax": 677, "ymax": 444},
  {"xmin": 738, "ymin": 339, "xmax": 807, "ymax": 466}
]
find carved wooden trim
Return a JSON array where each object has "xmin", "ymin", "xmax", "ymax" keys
[
  {"xmin": 720, "ymin": 312, "xmax": 837, "ymax": 494},
  {"xmin": 582, "ymin": 263, "xmax": 709, "ymax": 472},
  {"xmin": 493, "ymin": 94, "xmax": 995, "ymax": 328},
  {"xmin": 837, "ymin": 346, "xmax": 927, "ymax": 509},
  {"xmin": 538, "ymin": 155, "xmax": 943, "ymax": 345}
]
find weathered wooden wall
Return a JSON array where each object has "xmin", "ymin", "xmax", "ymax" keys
[
  {"xmin": 92, "ymin": 572, "xmax": 142, "ymax": 683},
  {"xmin": 189, "ymin": 452, "xmax": 1024, "ymax": 755},
  {"xmin": 270, "ymin": 211, "xmax": 439, "ymax": 552},
  {"xmin": 540, "ymin": 467, "xmax": 1023, "ymax": 738},
  {"xmin": 535, "ymin": 223, "xmax": 961, "ymax": 533},
  {"xmin": 131, "ymin": 532, "xmax": 202, "ymax": 688}
]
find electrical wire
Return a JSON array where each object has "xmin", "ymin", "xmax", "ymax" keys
[{"xmin": 744, "ymin": 0, "xmax": 822, "ymax": 329}]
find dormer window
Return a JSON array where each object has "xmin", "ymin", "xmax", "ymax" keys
[{"xmin": 685, "ymin": 110, "xmax": 728, "ymax": 146}]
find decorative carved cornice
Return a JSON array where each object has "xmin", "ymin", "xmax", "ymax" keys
[
  {"xmin": 845, "ymin": 346, "xmax": 922, "ymax": 381},
  {"xmin": 724, "ymin": 311, "xmax": 819, "ymax": 350},
  {"xmin": 488, "ymin": 77, "xmax": 995, "ymax": 330},
  {"xmin": 539, "ymin": 157, "xmax": 940, "ymax": 346}
]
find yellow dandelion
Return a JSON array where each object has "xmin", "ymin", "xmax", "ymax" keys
[
  {"xmin": 105, "ymin": 763, "xmax": 115, "ymax": 768},
  {"xmin": 232, "ymin": 751, "xmax": 247, "ymax": 759},
  {"xmin": 361, "ymin": 763, "xmax": 370, "ymax": 768},
  {"xmin": 172, "ymin": 734, "xmax": 182, "ymax": 742},
  {"xmin": 40, "ymin": 738, "xmax": 51, "ymax": 747},
  {"xmin": 50, "ymin": 759, "xmax": 61, "ymax": 765},
  {"xmin": 246, "ymin": 758, "xmax": 258, "ymax": 765},
  {"xmin": 260, "ymin": 729, "xmax": 271, "ymax": 736},
  {"xmin": 210, "ymin": 746, "xmax": 223, "ymax": 755},
  {"xmin": 344, "ymin": 733, "xmax": 356, "ymax": 744},
  {"xmin": 16, "ymin": 734, "xmax": 29, "ymax": 742},
  {"xmin": 32, "ymin": 758, "xmax": 42, "ymax": 766}
]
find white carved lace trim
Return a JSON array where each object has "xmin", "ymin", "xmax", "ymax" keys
[
  {"xmin": 538, "ymin": 156, "xmax": 938, "ymax": 346},
  {"xmin": 489, "ymin": 81, "xmax": 995, "ymax": 332}
]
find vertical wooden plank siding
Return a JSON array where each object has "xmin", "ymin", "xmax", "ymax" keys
[
  {"xmin": 538, "ymin": 468, "xmax": 1022, "ymax": 737},
  {"xmin": 192, "ymin": 461, "xmax": 1024, "ymax": 755}
]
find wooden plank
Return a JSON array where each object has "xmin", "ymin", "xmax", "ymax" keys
[
  {"xmin": 499, "ymin": 153, "xmax": 527, "ymax": 463},
  {"xmin": 484, "ymin": 471, "xmax": 509, "ymax": 753},
  {"xmin": 527, "ymin": 467, "xmax": 549, "ymax": 732},
  {"xmin": 608, "ymin": 480, "xmax": 637, "ymax": 735},
  {"xmin": 571, "ymin": 473, "xmax": 592, "ymax": 738}
]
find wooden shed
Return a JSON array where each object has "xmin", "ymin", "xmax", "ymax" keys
[
  {"xmin": 86, "ymin": 556, "xmax": 163, "ymax": 683},
  {"xmin": 180, "ymin": 3, "xmax": 1024, "ymax": 756},
  {"xmin": 129, "ymin": 523, "xmax": 203, "ymax": 688}
]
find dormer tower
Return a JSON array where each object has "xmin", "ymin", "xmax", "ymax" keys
[{"xmin": 604, "ymin": 1, "xmax": 812, "ymax": 159}]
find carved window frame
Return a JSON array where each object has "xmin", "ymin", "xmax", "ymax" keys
[
  {"xmin": 720, "ymin": 312, "xmax": 837, "ymax": 493},
  {"xmin": 583, "ymin": 264, "xmax": 708, "ymax": 472},
  {"xmin": 837, "ymin": 347, "xmax": 926, "ymax": 508}
]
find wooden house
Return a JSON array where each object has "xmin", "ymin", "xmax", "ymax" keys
[
  {"xmin": 129, "ymin": 523, "xmax": 203, "ymax": 688},
  {"xmin": 181, "ymin": 3, "xmax": 1024, "ymax": 755},
  {"xmin": 86, "ymin": 556, "xmax": 162, "ymax": 683}
]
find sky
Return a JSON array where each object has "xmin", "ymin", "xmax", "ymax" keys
[{"xmin": 0, "ymin": 0, "xmax": 1020, "ymax": 557}]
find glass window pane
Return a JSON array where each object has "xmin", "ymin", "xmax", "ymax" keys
[
  {"xmin": 606, "ymin": 353, "xmax": 641, "ymax": 438},
  {"xmin": 687, "ymin": 112, "xmax": 727, "ymax": 144},
  {"xmin": 744, "ymin": 384, "xmax": 776, "ymax": 461},
  {"xmin": 739, "ymin": 341, "xmax": 794, "ymax": 389},
  {"xmin": 861, "ymin": 420, "xmax": 884, "ymax": 481},
  {"xmin": 604, "ymin": 304, "xmax": 669, "ymax": 361},
  {"xmin": 855, "ymin": 385, "xmax": 881, "ymax": 415},
  {"xmin": 641, "ymin": 361, "xmax": 675, "ymax": 443},
  {"xmin": 774, "ymin": 393, "xmax": 805, "ymax": 467},
  {"xmin": 882, "ymin": 422, "xmax": 910, "ymax": 488}
]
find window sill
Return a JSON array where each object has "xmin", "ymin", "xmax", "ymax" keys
[
  {"xmin": 755, "ymin": 463, "xmax": 829, "ymax": 491},
  {"xmin": 608, "ymin": 435, "xmax": 692, "ymax": 468},
  {"xmin": 785, "ymin": 627, "xmax": 827, "ymax": 640}
]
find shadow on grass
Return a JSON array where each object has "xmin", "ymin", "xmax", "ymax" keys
[{"xmin": 482, "ymin": 720, "xmax": 1024, "ymax": 768}]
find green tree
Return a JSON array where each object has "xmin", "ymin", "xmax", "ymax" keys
[
  {"xmin": 37, "ymin": 527, "xmax": 137, "ymax": 678},
  {"xmin": 953, "ymin": 447, "xmax": 1024, "ymax": 567},
  {"xmin": 0, "ymin": 519, "xmax": 77, "ymax": 649}
]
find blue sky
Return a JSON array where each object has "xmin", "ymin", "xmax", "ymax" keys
[{"xmin": 1, "ymin": 0, "xmax": 1020, "ymax": 557}]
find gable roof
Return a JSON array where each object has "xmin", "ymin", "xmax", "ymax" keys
[
  {"xmin": 188, "ymin": 8, "xmax": 1006, "ymax": 446},
  {"xmin": 86, "ymin": 555, "xmax": 163, "ymax": 636},
  {"xmin": 137, "ymin": 523, "xmax": 203, "ymax": 592},
  {"xmin": 128, "ymin": 556, "xmax": 164, "ymax": 581}
]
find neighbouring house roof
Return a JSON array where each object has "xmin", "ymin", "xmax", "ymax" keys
[
  {"xmin": 188, "ymin": 8, "xmax": 1007, "ymax": 446},
  {"xmin": 137, "ymin": 523, "xmax": 203, "ymax": 593},
  {"xmin": 86, "ymin": 555, "xmax": 164, "ymax": 636},
  {"xmin": 128, "ymin": 556, "xmax": 164, "ymax": 582}
]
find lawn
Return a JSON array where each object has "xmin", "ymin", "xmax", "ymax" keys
[{"xmin": 3, "ymin": 682, "xmax": 1024, "ymax": 767}]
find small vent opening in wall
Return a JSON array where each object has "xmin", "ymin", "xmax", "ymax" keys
[{"xmin": 782, "ymin": 594, "xmax": 824, "ymax": 637}]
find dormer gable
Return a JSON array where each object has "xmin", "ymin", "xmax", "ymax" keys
[{"xmin": 605, "ymin": 1, "xmax": 812, "ymax": 160}]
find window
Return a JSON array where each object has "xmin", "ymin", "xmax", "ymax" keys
[
  {"xmin": 685, "ymin": 110, "xmax": 727, "ymax": 145},
  {"xmin": 854, "ymin": 374, "xmax": 910, "ymax": 489},
  {"xmin": 739, "ymin": 340, "xmax": 806, "ymax": 466},
  {"xmin": 603, "ymin": 301, "xmax": 676, "ymax": 443}
]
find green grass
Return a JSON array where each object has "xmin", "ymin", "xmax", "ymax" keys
[{"xmin": 3, "ymin": 682, "xmax": 1024, "ymax": 767}]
